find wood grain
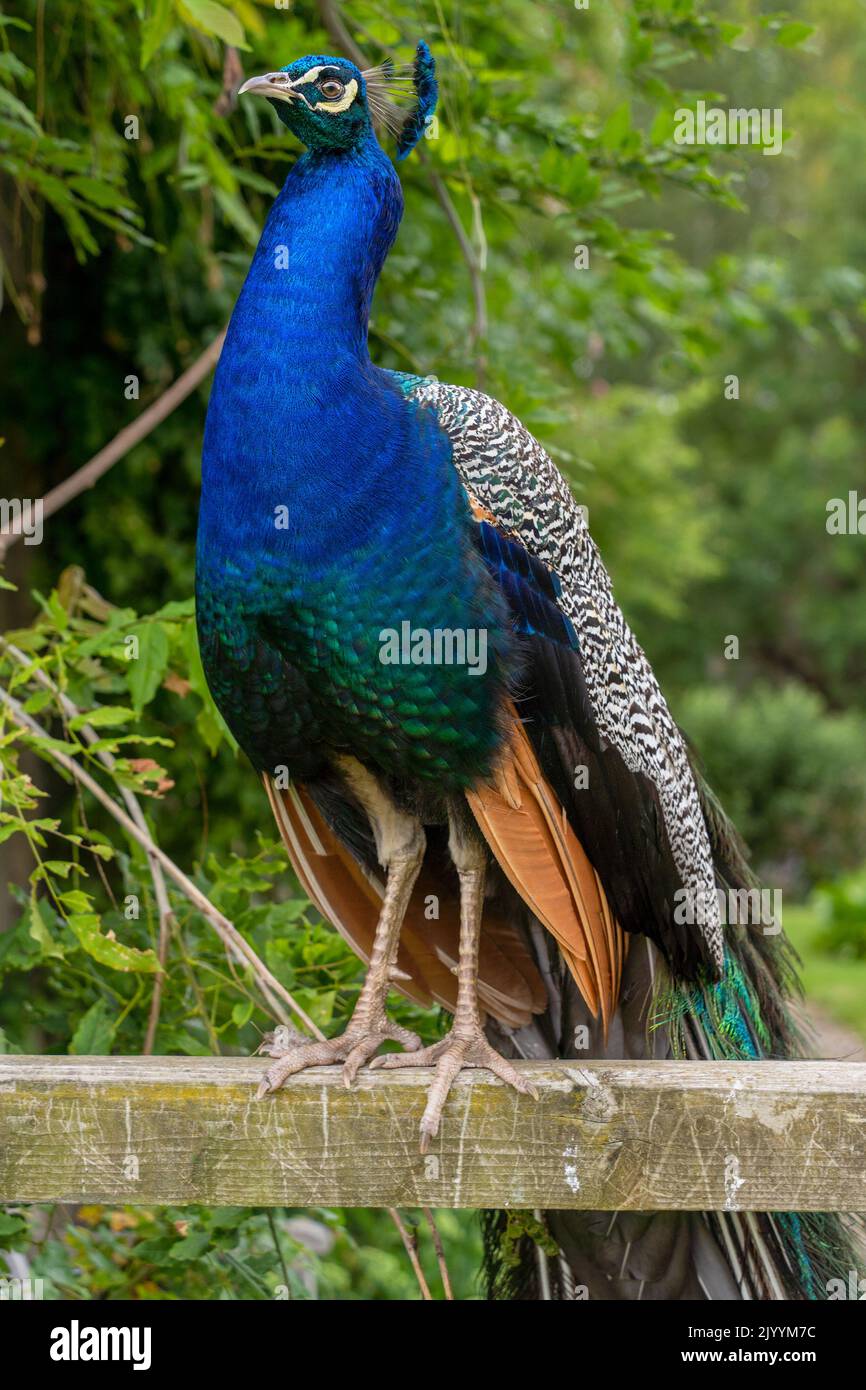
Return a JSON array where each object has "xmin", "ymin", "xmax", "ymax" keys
[{"xmin": 1, "ymin": 1057, "xmax": 863, "ymax": 1210}]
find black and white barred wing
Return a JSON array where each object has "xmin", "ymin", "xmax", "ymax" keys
[{"xmin": 404, "ymin": 376, "xmax": 723, "ymax": 980}]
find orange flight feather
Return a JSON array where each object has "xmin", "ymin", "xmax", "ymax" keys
[{"xmin": 466, "ymin": 708, "xmax": 625, "ymax": 1031}]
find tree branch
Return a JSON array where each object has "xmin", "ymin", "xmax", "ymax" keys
[
  {"xmin": 0, "ymin": 332, "xmax": 226, "ymax": 560},
  {"xmin": 423, "ymin": 1206, "xmax": 454, "ymax": 1299},
  {"xmin": 387, "ymin": 1208, "xmax": 433, "ymax": 1300}
]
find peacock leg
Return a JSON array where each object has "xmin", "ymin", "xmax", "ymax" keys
[
  {"xmin": 256, "ymin": 760, "xmax": 424, "ymax": 1097},
  {"xmin": 372, "ymin": 807, "xmax": 537, "ymax": 1152}
]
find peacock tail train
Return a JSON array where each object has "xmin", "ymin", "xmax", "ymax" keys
[{"xmin": 479, "ymin": 771, "xmax": 862, "ymax": 1301}]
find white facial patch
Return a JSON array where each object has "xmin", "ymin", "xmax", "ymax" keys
[
  {"xmin": 290, "ymin": 65, "xmax": 329, "ymax": 87},
  {"xmin": 289, "ymin": 67, "xmax": 358, "ymax": 114},
  {"xmin": 316, "ymin": 78, "xmax": 359, "ymax": 113}
]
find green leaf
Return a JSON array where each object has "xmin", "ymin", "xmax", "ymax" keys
[
  {"xmin": 774, "ymin": 22, "xmax": 814, "ymax": 48},
  {"xmin": 600, "ymin": 102, "xmax": 631, "ymax": 151},
  {"xmin": 181, "ymin": 0, "xmax": 249, "ymax": 49},
  {"xmin": 70, "ymin": 1000, "xmax": 116, "ymax": 1055},
  {"xmin": 233, "ymin": 168, "xmax": 280, "ymax": 198},
  {"xmin": 126, "ymin": 622, "xmax": 170, "ymax": 713},
  {"xmin": 231, "ymin": 998, "xmax": 253, "ymax": 1028},
  {"xmin": 717, "ymin": 22, "xmax": 745, "ymax": 46},
  {"xmin": 185, "ymin": 619, "xmax": 237, "ymax": 755},
  {"xmin": 58, "ymin": 889, "xmax": 94, "ymax": 914},
  {"xmin": 151, "ymin": 597, "xmax": 195, "ymax": 621},
  {"xmin": 168, "ymin": 1230, "xmax": 211, "ymax": 1260},
  {"xmin": 45, "ymin": 589, "xmax": 70, "ymax": 631},
  {"xmin": 0, "ymin": 1212, "xmax": 29, "ymax": 1247},
  {"xmin": 0, "ymin": 85, "xmax": 40, "ymax": 132},
  {"xmin": 650, "ymin": 107, "xmax": 676, "ymax": 146},
  {"xmin": 213, "ymin": 186, "xmax": 260, "ymax": 247},
  {"xmin": 22, "ymin": 688, "xmax": 54, "ymax": 715},
  {"xmin": 68, "ymin": 913, "xmax": 161, "ymax": 973},
  {"xmin": 140, "ymin": 0, "xmax": 175, "ymax": 68},
  {"xmin": 27, "ymin": 896, "xmax": 65, "ymax": 960},
  {"xmin": 68, "ymin": 175, "xmax": 133, "ymax": 212},
  {"xmin": 31, "ymin": 858, "xmax": 77, "ymax": 879},
  {"xmin": 159, "ymin": 1028, "xmax": 213, "ymax": 1056},
  {"xmin": 68, "ymin": 705, "xmax": 135, "ymax": 731}
]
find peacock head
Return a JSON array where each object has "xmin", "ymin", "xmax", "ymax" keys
[{"xmin": 238, "ymin": 43, "xmax": 437, "ymax": 161}]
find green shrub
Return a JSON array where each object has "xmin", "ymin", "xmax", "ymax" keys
[
  {"xmin": 678, "ymin": 684, "xmax": 866, "ymax": 888},
  {"xmin": 813, "ymin": 868, "xmax": 866, "ymax": 959}
]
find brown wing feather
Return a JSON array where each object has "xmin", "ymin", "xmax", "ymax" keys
[
  {"xmin": 264, "ymin": 777, "xmax": 546, "ymax": 1028},
  {"xmin": 466, "ymin": 707, "xmax": 625, "ymax": 1032}
]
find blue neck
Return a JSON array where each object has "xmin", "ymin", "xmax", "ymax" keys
[
  {"xmin": 199, "ymin": 131, "xmax": 428, "ymax": 579},
  {"xmin": 215, "ymin": 130, "xmax": 400, "ymax": 386},
  {"xmin": 202, "ymin": 132, "xmax": 403, "ymax": 495},
  {"xmin": 244, "ymin": 129, "xmax": 403, "ymax": 365}
]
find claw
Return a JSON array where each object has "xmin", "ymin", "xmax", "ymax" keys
[
  {"xmin": 255, "ymin": 1022, "xmax": 422, "ymax": 1097},
  {"xmin": 370, "ymin": 1026, "xmax": 534, "ymax": 1151}
]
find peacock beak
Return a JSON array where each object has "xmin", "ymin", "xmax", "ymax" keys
[{"xmin": 237, "ymin": 72, "xmax": 298, "ymax": 104}]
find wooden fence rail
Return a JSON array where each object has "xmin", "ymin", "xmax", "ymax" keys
[{"xmin": 1, "ymin": 1057, "xmax": 864, "ymax": 1210}]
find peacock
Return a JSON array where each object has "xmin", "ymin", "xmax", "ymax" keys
[{"xmin": 195, "ymin": 42, "xmax": 857, "ymax": 1300}]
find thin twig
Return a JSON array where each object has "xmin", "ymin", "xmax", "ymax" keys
[
  {"xmin": 267, "ymin": 1209, "xmax": 293, "ymax": 1298},
  {"xmin": 0, "ymin": 333, "xmax": 226, "ymax": 559},
  {"xmin": 419, "ymin": 150, "xmax": 488, "ymax": 382},
  {"xmin": 142, "ymin": 908, "xmax": 171, "ymax": 1056},
  {"xmin": 422, "ymin": 1207, "xmax": 454, "ymax": 1299},
  {"xmin": 0, "ymin": 679, "xmax": 323, "ymax": 1042},
  {"xmin": 388, "ymin": 1208, "xmax": 433, "ymax": 1300}
]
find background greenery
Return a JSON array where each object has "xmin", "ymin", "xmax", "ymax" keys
[{"xmin": 1, "ymin": 0, "xmax": 864, "ymax": 1299}]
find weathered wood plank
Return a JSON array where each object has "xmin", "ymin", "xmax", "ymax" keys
[{"xmin": 0, "ymin": 1057, "xmax": 863, "ymax": 1210}]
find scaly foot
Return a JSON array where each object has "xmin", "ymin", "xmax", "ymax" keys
[
  {"xmin": 256, "ymin": 1020, "xmax": 422, "ymax": 1097},
  {"xmin": 370, "ymin": 1024, "xmax": 538, "ymax": 1152}
]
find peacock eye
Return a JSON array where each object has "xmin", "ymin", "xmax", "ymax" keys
[{"xmin": 319, "ymin": 79, "xmax": 345, "ymax": 100}]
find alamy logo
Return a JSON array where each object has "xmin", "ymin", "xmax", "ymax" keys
[
  {"xmin": 826, "ymin": 491, "xmax": 866, "ymax": 535},
  {"xmin": 49, "ymin": 1319, "xmax": 152, "ymax": 1371},
  {"xmin": 0, "ymin": 497, "xmax": 43, "ymax": 546},
  {"xmin": 674, "ymin": 886, "xmax": 781, "ymax": 934},
  {"xmin": 674, "ymin": 101, "xmax": 783, "ymax": 156},
  {"xmin": 378, "ymin": 621, "xmax": 488, "ymax": 676},
  {"xmin": 826, "ymin": 1270, "xmax": 866, "ymax": 1300},
  {"xmin": 0, "ymin": 1276, "xmax": 44, "ymax": 1300}
]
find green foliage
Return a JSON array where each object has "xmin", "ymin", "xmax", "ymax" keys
[
  {"xmin": 678, "ymin": 683, "xmax": 866, "ymax": 888},
  {"xmin": 1, "ymin": 0, "xmax": 864, "ymax": 1299},
  {"xmin": 813, "ymin": 868, "xmax": 866, "ymax": 961},
  {"xmin": 9, "ymin": 1202, "xmax": 480, "ymax": 1299}
]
